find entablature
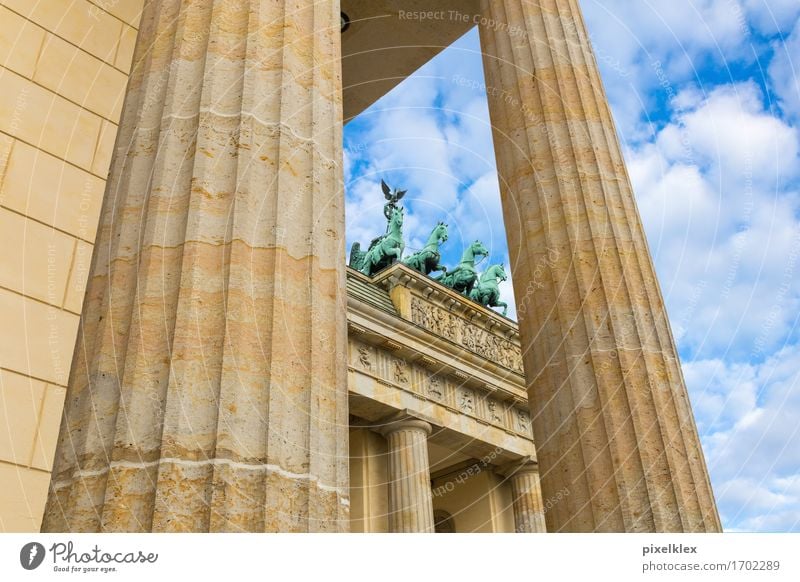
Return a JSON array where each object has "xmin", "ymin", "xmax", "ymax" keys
[{"xmin": 346, "ymin": 264, "xmax": 534, "ymax": 457}]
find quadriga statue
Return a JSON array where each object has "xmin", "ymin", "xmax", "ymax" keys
[
  {"xmin": 435, "ymin": 240, "xmax": 489, "ymax": 296},
  {"xmin": 350, "ymin": 205, "xmax": 405, "ymax": 277},
  {"xmin": 469, "ymin": 263, "xmax": 509, "ymax": 316},
  {"xmin": 348, "ymin": 180, "xmax": 408, "ymax": 276},
  {"xmin": 402, "ymin": 221, "xmax": 449, "ymax": 276}
]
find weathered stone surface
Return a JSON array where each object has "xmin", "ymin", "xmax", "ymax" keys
[
  {"xmin": 478, "ymin": 0, "xmax": 721, "ymax": 532},
  {"xmin": 42, "ymin": 0, "xmax": 348, "ymax": 533}
]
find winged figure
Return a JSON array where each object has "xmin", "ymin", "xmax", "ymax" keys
[{"xmin": 381, "ymin": 179, "xmax": 407, "ymax": 220}]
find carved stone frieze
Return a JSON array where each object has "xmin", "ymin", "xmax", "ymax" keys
[
  {"xmin": 357, "ymin": 345, "xmax": 372, "ymax": 370},
  {"xmin": 458, "ymin": 389, "xmax": 475, "ymax": 414},
  {"xmin": 393, "ymin": 358, "xmax": 410, "ymax": 384},
  {"xmin": 427, "ymin": 374, "xmax": 444, "ymax": 401},
  {"xmin": 347, "ymin": 337, "xmax": 534, "ymax": 437},
  {"xmin": 410, "ymin": 297, "xmax": 523, "ymax": 374},
  {"xmin": 516, "ymin": 409, "xmax": 531, "ymax": 434},
  {"xmin": 487, "ymin": 399, "xmax": 504, "ymax": 425}
]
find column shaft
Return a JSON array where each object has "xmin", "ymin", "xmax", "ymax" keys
[
  {"xmin": 382, "ymin": 420, "xmax": 434, "ymax": 533},
  {"xmin": 507, "ymin": 465, "xmax": 547, "ymax": 533},
  {"xmin": 42, "ymin": 0, "xmax": 348, "ymax": 532},
  {"xmin": 478, "ymin": 0, "xmax": 720, "ymax": 532}
]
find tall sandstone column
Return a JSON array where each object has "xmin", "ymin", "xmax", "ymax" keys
[
  {"xmin": 42, "ymin": 0, "xmax": 349, "ymax": 532},
  {"xmin": 478, "ymin": 0, "xmax": 721, "ymax": 532},
  {"xmin": 381, "ymin": 420, "xmax": 435, "ymax": 533}
]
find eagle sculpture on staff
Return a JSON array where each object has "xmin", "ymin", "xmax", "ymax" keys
[{"xmin": 381, "ymin": 179, "xmax": 407, "ymax": 222}]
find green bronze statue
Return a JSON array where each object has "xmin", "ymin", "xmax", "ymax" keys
[
  {"xmin": 380, "ymin": 179, "xmax": 406, "ymax": 221},
  {"xmin": 469, "ymin": 263, "xmax": 509, "ymax": 316},
  {"xmin": 435, "ymin": 240, "xmax": 489, "ymax": 296},
  {"xmin": 349, "ymin": 180, "xmax": 409, "ymax": 276},
  {"xmin": 347, "ymin": 180, "xmax": 509, "ymax": 320},
  {"xmin": 349, "ymin": 205, "xmax": 405, "ymax": 276},
  {"xmin": 402, "ymin": 221, "xmax": 449, "ymax": 276}
]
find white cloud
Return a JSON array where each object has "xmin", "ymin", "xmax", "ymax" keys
[
  {"xmin": 660, "ymin": 83, "xmax": 798, "ymax": 188},
  {"xmin": 683, "ymin": 356, "xmax": 758, "ymax": 433},
  {"xmin": 595, "ymin": 7, "xmax": 800, "ymax": 529},
  {"xmin": 687, "ymin": 344, "xmax": 800, "ymax": 531},
  {"xmin": 769, "ymin": 18, "xmax": 800, "ymax": 120},
  {"xmin": 452, "ymin": 172, "xmax": 506, "ymax": 253},
  {"xmin": 628, "ymin": 82, "xmax": 800, "ymax": 357},
  {"xmin": 580, "ymin": 0, "xmax": 756, "ymax": 137},
  {"xmin": 743, "ymin": 0, "xmax": 800, "ymax": 34}
]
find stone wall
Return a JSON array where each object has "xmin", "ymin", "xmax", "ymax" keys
[{"xmin": 0, "ymin": 0, "xmax": 143, "ymax": 532}]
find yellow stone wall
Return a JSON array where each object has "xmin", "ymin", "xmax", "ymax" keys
[
  {"xmin": 431, "ymin": 467, "xmax": 515, "ymax": 533},
  {"xmin": 349, "ymin": 428, "xmax": 390, "ymax": 533},
  {"xmin": 0, "ymin": 0, "xmax": 143, "ymax": 532}
]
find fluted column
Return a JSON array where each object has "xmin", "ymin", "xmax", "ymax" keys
[
  {"xmin": 502, "ymin": 461, "xmax": 547, "ymax": 533},
  {"xmin": 477, "ymin": 0, "xmax": 721, "ymax": 532},
  {"xmin": 42, "ymin": 0, "xmax": 348, "ymax": 532},
  {"xmin": 380, "ymin": 419, "xmax": 434, "ymax": 533}
]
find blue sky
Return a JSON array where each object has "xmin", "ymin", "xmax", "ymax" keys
[{"xmin": 343, "ymin": 0, "xmax": 800, "ymax": 532}]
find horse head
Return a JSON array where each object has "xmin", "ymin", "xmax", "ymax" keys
[
  {"xmin": 389, "ymin": 206, "xmax": 404, "ymax": 228},
  {"xmin": 433, "ymin": 221, "xmax": 449, "ymax": 244},
  {"xmin": 468, "ymin": 240, "xmax": 489, "ymax": 261},
  {"xmin": 479, "ymin": 263, "xmax": 506, "ymax": 284},
  {"xmin": 490, "ymin": 263, "xmax": 507, "ymax": 282}
]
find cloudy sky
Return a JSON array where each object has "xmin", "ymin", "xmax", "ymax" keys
[{"xmin": 343, "ymin": 0, "xmax": 800, "ymax": 532}]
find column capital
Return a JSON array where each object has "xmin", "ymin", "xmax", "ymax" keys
[
  {"xmin": 375, "ymin": 409, "xmax": 435, "ymax": 438},
  {"xmin": 378, "ymin": 418, "xmax": 433, "ymax": 438}
]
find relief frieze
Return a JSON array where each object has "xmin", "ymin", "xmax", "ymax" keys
[
  {"xmin": 348, "ymin": 338, "xmax": 532, "ymax": 438},
  {"xmin": 427, "ymin": 374, "xmax": 444, "ymax": 401},
  {"xmin": 410, "ymin": 297, "xmax": 523, "ymax": 373},
  {"xmin": 357, "ymin": 345, "xmax": 372, "ymax": 370}
]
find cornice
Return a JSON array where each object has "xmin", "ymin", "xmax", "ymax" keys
[{"xmin": 368, "ymin": 263, "xmax": 520, "ymax": 342}]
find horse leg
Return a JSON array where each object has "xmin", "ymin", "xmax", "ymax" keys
[{"xmin": 363, "ymin": 252, "xmax": 376, "ymax": 276}]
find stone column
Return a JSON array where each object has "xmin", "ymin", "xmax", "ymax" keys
[
  {"xmin": 477, "ymin": 0, "xmax": 721, "ymax": 532},
  {"xmin": 42, "ymin": 0, "xmax": 348, "ymax": 532},
  {"xmin": 380, "ymin": 419, "xmax": 435, "ymax": 533},
  {"xmin": 502, "ymin": 461, "xmax": 547, "ymax": 533}
]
